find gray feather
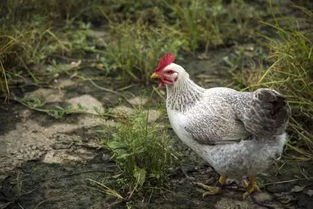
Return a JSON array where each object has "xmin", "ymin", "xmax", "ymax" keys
[{"xmin": 240, "ymin": 88, "xmax": 291, "ymax": 138}]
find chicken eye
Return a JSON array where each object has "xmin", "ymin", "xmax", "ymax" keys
[{"xmin": 166, "ymin": 70, "xmax": 175, "ymax": 74}]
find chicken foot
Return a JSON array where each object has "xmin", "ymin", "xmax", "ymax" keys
[
  {"xmin": 196, "ymin": 175, "xmax": 227, "ymax": 197},
  {"xmin": 242, "ymin": 176, "xmax": 261, "ymax": 199}
]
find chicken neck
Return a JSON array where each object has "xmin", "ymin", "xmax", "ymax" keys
[{"xmin": 166, "ymin": 77, "xmax": 205, "ymax": 112}]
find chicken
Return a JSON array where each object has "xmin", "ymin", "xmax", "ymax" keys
[{"xmin": 150, "ymin": 53, "xmax": 290, "ymax": 198}]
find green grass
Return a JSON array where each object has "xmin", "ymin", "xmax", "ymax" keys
[
  {"xmin": 105, "ymin": 21, "xmax": 186, "ymax": 84},
  {"xmin": 0, "ymin": 24, "xmax": 56, "ymax": 94},
  {"xmin": 105, "ymin": 110, "xmax": 177, "ymax": 199},
  {"xmin": 0, "ymin": 0, "xmax": 264, "ymax": 97},
  {"xmin": 0, "ymin": 0, "xmax": 105, "ymax": 24},
  {"xmin": 165, "ymin": 0, "xmax": 259, "ymax": 51},
  {"xmin": 102, "ymin": 0, "xmax": 261, "ymax": 83},
  {"xmin": 0, "ymin": 0, "xmax": 105, "ymax": 98}
]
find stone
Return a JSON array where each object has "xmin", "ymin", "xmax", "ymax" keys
[
  {"xmin": 112, "ymin": 105, "xmax": 135, "ymax": 116},
  {"xmin": 127, "ymin": 96, "xmax": 148, "ymax": 107},
  {"xmin": 290, "ymin": 185, "xmax": 305, "ymax": 193},
  {"xmin": 146, "ymin": 109, "xmax": 161, "ymax": 123},
  {"xmin": 26, "ymin": 88, "xmax": 65, "ymax": 103},
  {"xmin": 55, "ymin": 78, "xmax": 76, "ymax": 89},
  {"xmin": 42, "ymin": 148, "xmax": 94, "ymax": 164},
  {"xmin": 215, "ymin": 197, "xmax": 263, "ymax": 209},
  {"xmin": 67, "ymin": 94, "xmax": 104, "ymax": 115},
  {"xmin": 103, "ymin": 119, "xmax": 117, "ymax": 127},
  {"xmin": 253, "ymin": 192, "xmax": 273, "ymax": 202},
  {"xmin": 20, "ymin": 109, "xmax": 32, "ymax": 119},
  {"xmin": 305, "ymin": 189, "xmax": 313, "ymax": 197}
]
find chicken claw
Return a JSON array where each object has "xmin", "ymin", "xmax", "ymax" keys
[
  {"xmin": 242, "ymin": 176, "xmax": 261, "ymax": 199},
  {"xmin": 195, "ymin": 175, "xmax": 227, "ymax": 197}
]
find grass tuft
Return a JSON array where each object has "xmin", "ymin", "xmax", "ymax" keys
[{"xmin": 105, "ymin": 110, "xmax": 177, "ymax": 198}]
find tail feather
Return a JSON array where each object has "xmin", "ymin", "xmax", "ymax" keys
[{"xmin": 243, "ymin": 88, "xmax": 290, "ymax": 138}]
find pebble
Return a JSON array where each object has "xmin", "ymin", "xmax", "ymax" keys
[
  {"xmin": 253, "ymin": 192, "xmax": 273, "ymax": 202},
  {"xmin": 127, "ymin": 96, "xmax": 148, "ymax": 107},
  {"xmin": 67, "ymin": 94, "xmax": 104, "ymax": 114},
  {"xmin": 111, "ymin": 105, "xmax": 135, "ymax": 116}
]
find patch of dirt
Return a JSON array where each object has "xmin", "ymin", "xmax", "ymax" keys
[
  {"xmin": 1, "ymin": 47, "xmax": 313, "ymax": 209},
  {"xmin": 0, "ymin": 152, "xmax": 116, "ymax": 209},
  {"xmin": 0, "ymin": 104, "xmax": 23, "ymax": 136}
]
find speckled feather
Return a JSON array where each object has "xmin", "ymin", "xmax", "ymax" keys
[{"xmin": 163, "ymin": 63, "xmax": 290, "ymax": 178}]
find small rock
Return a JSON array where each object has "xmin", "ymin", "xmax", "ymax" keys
[
  {"xmin": 215, "ymin": 197, "xmax": 258, "ymax": 209},
  {"xmin": 253, "ymin": 192, "xmax": 273, "ymax": 202},
  {"xmin": 20, "ymin": 109, "xmax": 32, "ymax": 119},
  {"xmin": 102, "ymin": 153, "xmax": 112, "ymax": 161},
  {"xmin": 42, "ymin": 148, "xmax": 94, "ymax": 164},
  {"xmin": 197, "ymin": 53, "xmax": 210, "ymax": 60},
  {"xmin": 88, "ymin": 30, "xmax": 108, "ymax": 38},
  {"xmin": 69, "ymin": 60, "xmax": 81, "ymax": 68},
  {"xmin": 305, "ymin": 189, "xmax": 313, "ymax": 197},
  {"xmin": 127, "ymin": 96, "xmax": 148, "ymax": 107},
  {"xmin": 42, "ymin": 151, "xmax": 66, "ymax": 164},
  {"xmin": 26, "ymin": 88, "xmax": 64, "ymax": 103},
  {"xmin": 55, "ymin": 78, "xmax": 75, "ymax": 89},
  {"xmin": 291, "ymin": 185, "xmax": 305, "ymax": 193},
  {"xmin": 112, "ymin": 105, "xmax": 135, "ymax": 116},
  {"xmin": 274, "ymin": 192, "xmax": 296, "ymax": 204},
  {"xmin": 77, "ymin": 115, "xmax": 106, "ymax": 127},
  {"xmin": 266, "ymin": 183, "xmax": 293, "ymax": 193},
  {"xmin": 146, "ymin": 109, "xmax": 161, "ymax": 123},
  {"xmin": 51, "ymin": 143, "xmax": 71, "ymax": 150},
  {"xmin": 75, "ymin": 148, "xmax": 95, "ymax": 159},
  {"xmin": 95, "ymin": 38, "xmax": 107, "ymax": 48},
  {"xmin": 67, "ymin": 94, "xmax": 104, "ymax": 115},
  {"xmin": 103, "ymin": 119, "xmax": 117, "ymax": 127}
]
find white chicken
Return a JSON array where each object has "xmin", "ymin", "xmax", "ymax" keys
[{"xmin": 150, "ymin": 53, "xmax": 290, "ymax": 198}]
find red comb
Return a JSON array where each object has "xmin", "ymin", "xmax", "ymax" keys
[{"xmin": 155, "ymin": 53, "xmax": 176, "ymax": 72}]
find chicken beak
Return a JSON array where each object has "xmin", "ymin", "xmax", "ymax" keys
[{"xmin": 150, "ymin": 72, "xmax": 160, "ymax": 79}]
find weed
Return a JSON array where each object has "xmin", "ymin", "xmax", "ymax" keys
[
  {"xmin": 165, "ymin": 0, "xmax": 259, "ymax": 51},
  {"xmin": 105, "ymin": 21, "xmax": 186, "ymax": 84},
  {"xmin": 0, "ymin": 0, "xmax": 264, "ymax": 95},
  {"xmin": 0, "ymin": 0, "xmax": 105, "ymax": 25},
  {"xmin": 105, "ymin": 110, "xmax": 177, "ymax": 198},
  {"xmin": 0, "ymin": 0, "xmax": 105, "ymax": 97},
  {"xmin": 16, "ymin": 95, "xmax": 87, "ymax": 119}
]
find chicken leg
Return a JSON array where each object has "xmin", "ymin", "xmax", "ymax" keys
[
  {"xmin": 243, "ymin": 176, "xmax": 261, "ymax": 199},
  {"xmin": 196, "ymin": 175, "xmax": 227, "ymax": 197}
]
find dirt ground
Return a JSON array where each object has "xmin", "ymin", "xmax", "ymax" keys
[{"xmin": 1, "ymin": 46, "xmax": 313, "ymax": 209}]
